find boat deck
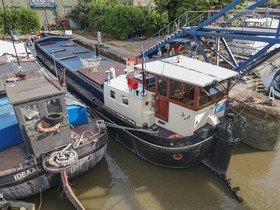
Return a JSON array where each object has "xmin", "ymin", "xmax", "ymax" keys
[
  {"xmin": 0, "ymin": 61, "xmax": 51, "ymax": 94},
  {"xmin": 0, "ymin": 111, "xmax": 101, "ymax": 174},
  {"xmin": 0, "ymin": 144, "xmax": 27, "ymax": 173},
  {"xmin": 77, "ymin": 61, "xmax": 126, "ymax": 86}
]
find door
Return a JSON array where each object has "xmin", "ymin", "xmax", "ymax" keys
[{"xmin": 155, "ymin": 77, "xmax": 169, "ymax": 121}]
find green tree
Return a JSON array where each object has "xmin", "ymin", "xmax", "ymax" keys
[
  {"xmin": 0, "ymin": 9, "xmax": 4, "ymax": 35},
  {"xmin": 155, "ymin": 0, "xmax": 245, "ymax": 22},
  {"xmin": 0, "ymin": 7, "xmax": 40, "ymax": 35},
  {"xmin": 86, "ymin": 1, "xmax": 168, "ymax": 40},
  {"xmin": 69, "ymin": 0, "xmax": 91, "ymax": 30},
  {"xmin": 18, "ymin": 8, "xmax": 41, "ymax": 34},
  {"xmin": 262, "ymin": 0, "xmax": 280, "ymax": 8}
]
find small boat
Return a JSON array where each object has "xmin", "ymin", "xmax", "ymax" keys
[
  {"xmin": 0, "ymin": 200, "xmax": 35, "ymax": 210},
  {"xmin": 35, "ymin": 36, "xmax": 244, "ymax": 200},
  {"xmin": 0, "ymin": 75, "xmax": 108, "ymax": 200}
]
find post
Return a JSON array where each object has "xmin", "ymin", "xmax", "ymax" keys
[{"xmin": 216, "ymin": 37, "xmax": 220, "ymax": 66}]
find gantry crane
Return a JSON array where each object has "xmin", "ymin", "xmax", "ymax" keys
[{"xmin": 139, "ymin": 0, "xmax": 280, "ymax": 76}]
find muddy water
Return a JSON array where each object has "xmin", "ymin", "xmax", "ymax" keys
[{"xmin": 26, "ymin": 137, "xmax": 280, "ymax": 210}]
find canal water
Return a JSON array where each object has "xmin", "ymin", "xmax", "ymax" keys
[{"xmin": 26, "ymin": 136, "xmax": 280, "ymax": 210}]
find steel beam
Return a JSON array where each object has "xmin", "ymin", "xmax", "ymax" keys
[
  {"xmin": 198, "ymin": 27, "xmax": 277, "ymax": 37},
  {"xmin": 190, "ymin": 31, "xmax": 280, "ymax": 44},
  {"xmin": 242, "ymin": 47, "xmax": 280, "ymax": 76},
  {"xmin": 193, "ymin": 36, "xmax": 209, "ymax": 63},
  {"xmin": 235, "ymin": 43, "xmax": 274, "ymax": 72},
  {"xmin": 193, "ymin": 0, "xmax": 243, "ymax": 31},
  {"xmin": 221, "ymin": 38, "xmax": 238, "ymax": 68},
  {"xmin": 276, "ymin": 20, "xmax": 280, "ymax": 38},
  {"xmin": 200, "ymin": 39, "xmax": 236, "ymax": 69}
]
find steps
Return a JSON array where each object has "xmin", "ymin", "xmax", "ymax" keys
[
  {"xmin": 139, "ymin": 29, "xmax": 185, "ymax": 58},
  {"xmin": 250, "ymin": 71, "xmax": 266, "ymax": 93}
]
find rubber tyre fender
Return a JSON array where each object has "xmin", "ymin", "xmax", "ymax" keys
[{"xmin": 44, "ymin": 112, "xmax": 64, "ymax": 124}]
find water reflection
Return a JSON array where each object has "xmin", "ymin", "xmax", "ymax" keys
[{"xmin": 25, "ymin": 138, "xmax": 280, "ymax": 210}]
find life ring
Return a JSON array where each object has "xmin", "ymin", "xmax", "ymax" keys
[
  {"xmin": 168, "ymin": 134, "xmax": 183, "ymax": 138},
  {"xmin": 37, "ymin": 119, "xmax": 61, "ymax": 133},
  {"xmin": 60, "ymin": 18, "xmax": 66, "ymax": 25},
  {"xmin": 173, "ymin": 154, "xmax": 183, "ymax": 161},
  {"xmin": 44, "ymin": 112, "xmax": 64, "ymax": 124}
]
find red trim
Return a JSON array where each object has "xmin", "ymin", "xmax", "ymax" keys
[{"xmin": 169, "ymin": 134, "xmax": 183, "ymax": 138}]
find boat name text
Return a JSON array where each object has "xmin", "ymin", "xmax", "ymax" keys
[{"xmin": 14, "ymin": 168, "xmax": 41, "ymax": 181}]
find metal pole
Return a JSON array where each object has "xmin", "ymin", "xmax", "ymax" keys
[
  {"xmin": 1, "ymin": 0, "xmax": 21, "ymax": 67},
  {"xmin": 43, "ymin": 0, "xmax": 51, "ymax": 33},
  {"xmin": 216, "ymin": 37, "xmax": 220, "ymax": 66}
]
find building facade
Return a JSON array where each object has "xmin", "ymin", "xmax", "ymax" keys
[{"xmin": 0, "ymin": 0, "xmax": 79, "ymax": 29}]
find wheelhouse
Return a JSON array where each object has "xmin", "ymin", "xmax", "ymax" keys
[{"xmin": 104, "ymin": 55, "xmax": 237, "ymax": 137}]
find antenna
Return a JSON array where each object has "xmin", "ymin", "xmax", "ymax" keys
[{"xmin": 141, "ymin": 44, "xmax": 145, "ymax": 96}]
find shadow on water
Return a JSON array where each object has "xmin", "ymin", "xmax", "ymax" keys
[
  {"xmin": 88, "ymin": 138, "xmax": 247, "ymax": 210},
  {"xmin": 25, "ymin": 138, "xmax": 280, "ymax": 210}
]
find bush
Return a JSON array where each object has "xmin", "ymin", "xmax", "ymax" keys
[
  {"xmin": 72, "ymin": 0, "xmax": 168, "ymax": 40},
  {"xmin": 0, "ymin": 7, "xmax": 41, "ymax": 35}
]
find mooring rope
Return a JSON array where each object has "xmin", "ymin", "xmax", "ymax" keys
[{"xmin": 104, "ymin": 122, "xmax": 159, "ymax": 134}]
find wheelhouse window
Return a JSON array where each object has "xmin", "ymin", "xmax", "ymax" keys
[
  {"xmin": 46, "ymin": 98, "xmax": 62, "ymax": 113},
  {"xmin": 158, "ymin": 77, "xmax": 167, "ymax": 96},
  {"xmin": 20, "ymin": 104, "xmax": 40, "ymax": 123},
  {"xmin": 169, "ymin": 80, "xmax": 195, "ymax": 107},
  {"xmin": 199, "ymin": 87, "xmax": 212, "ymax": 107},
  {"xmin": 144, "ymin": 73, "xmax": 156, "ymax": 92},
  {"xmin": 209, "ymin": 80, "xmax": 229, "ymax": 102},
  {"xmin": 213, "ymin": 80, "xmax": 229, "ymax": 101}
]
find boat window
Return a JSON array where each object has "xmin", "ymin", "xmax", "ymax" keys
[
  {"xmin": 46, "ymin": 98, "xmax": 63, "ymax": 113},
  {"xmin": 209, "ymin": 80, "xmax": 228, "ymax": 102},
  {"xmin": 110, "ymin": 90, "xmax": 115, "ymax": 99},
  {"xmin": 199, "ymin": 87, "xmax": 212, "ymax": 106},
  {"xmin": 145, "ymin": 73, "xmax": 156, "ymax": 92},
  {"xmin": 169, "ymin": 80, "xmax": 195, "ymax": 106},
  {"xmin": 122, "ymin": 96, "xmax": 128, "ymax": 105},
  {"xmin": 158, "ymin": 77, "xmax": 167, "ymax": 96},
  {"xmin": 20, "ymin": 104, "xmax": 40, "ymax": 123}
]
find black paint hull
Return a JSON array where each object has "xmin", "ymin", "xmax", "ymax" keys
[{"xmin": 0, "ymin": 135, "xmax": 107, "ymax": 200}]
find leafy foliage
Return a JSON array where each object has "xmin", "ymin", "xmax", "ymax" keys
[
  {"xmin": 155, "ymin": 0, "xmax": 246, "ymax": 22},
  {"xmin": 68, "ymin": 0, "xmax": 91, "ymax": 29},
  {"xmin": 0, "ymin": 7, "xmax": 41, "ymax": 35},
  {"xmin": 71, "ymin": 0, "xmax": 168, "ymax": 40},
  {"xmin": 261, "ymin": 0, "xmax": 280, "ymax": 8}
]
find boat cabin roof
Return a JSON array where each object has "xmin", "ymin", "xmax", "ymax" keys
[
  {"xmin": 136, "ymin": 55, "xmax": 238, "ymax": 87},
  {"xmin": 6, "ymin": 78, "xmax": 63, "ymax": 105}
]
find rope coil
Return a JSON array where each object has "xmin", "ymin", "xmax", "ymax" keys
[{"xmin": 42, "ymin": 144, "xmax": 78, "ymax": 173}]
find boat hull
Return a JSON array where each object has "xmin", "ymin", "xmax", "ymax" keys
[{"xmin": 0, "ymin": 136, "xmax": 107, "ymax": 200}]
